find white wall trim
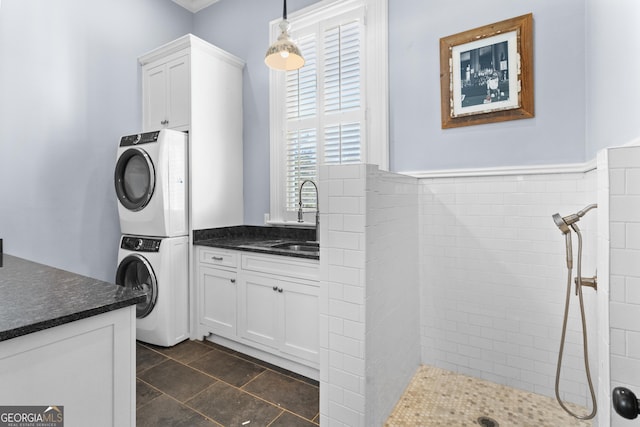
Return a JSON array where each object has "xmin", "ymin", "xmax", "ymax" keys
[{"xmin": 401, "ymin": 158, "xmax": 597, "ymax": 179}]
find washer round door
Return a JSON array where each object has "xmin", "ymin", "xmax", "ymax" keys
[
  {"xmin": 114, "ymin": 147, "xmax": 156, "ymax": 211},
  {"xmin": 116, "ymin": 254, "xmax": 158, "ymax": 318}
]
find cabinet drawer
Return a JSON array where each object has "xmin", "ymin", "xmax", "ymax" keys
[
  {"xmin": 199, "ymin": 248, "xmax": 238, "ymax": 268},
  {"xmin": 241, "ymin": 253, "xmax": 319, "ymax": 282}
]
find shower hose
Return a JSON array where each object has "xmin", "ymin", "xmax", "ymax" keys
[{"xmin": 555, "ymin": 225, "xmax": 597, "ymax": 420}]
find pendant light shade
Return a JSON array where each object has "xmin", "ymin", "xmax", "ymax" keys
[{"xmin": 265, "ymin": 0, "xmax": 305, "ymax": 71}]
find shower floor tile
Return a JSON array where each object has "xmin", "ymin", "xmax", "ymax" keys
[{"xmin": 385, "ymin": 365, "xmax": 592, "ymax": 427}]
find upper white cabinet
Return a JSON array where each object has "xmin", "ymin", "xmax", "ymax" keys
[
  {"xmin": 143, "ymin": 54, "xmax": 190, "ymax": 131},
  {"xmin": 139, "ymin": 34, "xmax": 245, "ymax": 230}
]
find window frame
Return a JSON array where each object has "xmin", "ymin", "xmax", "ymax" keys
[{"xmin": 268, "ymin": 0, "xmax": 389, "ymax": 224}]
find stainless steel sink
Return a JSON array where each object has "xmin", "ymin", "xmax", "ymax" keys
[{"xmin": 271, "ymin": 242, "xmax": 319, "ymax": 252}]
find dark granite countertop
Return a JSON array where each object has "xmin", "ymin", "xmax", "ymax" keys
[
  {"xmin": 194, "ymin": 225, "xmax": 319, "ymax": 260},
  {"xmin": 0, "ymin": 255, "xmax": 145, "ymax": 342}
]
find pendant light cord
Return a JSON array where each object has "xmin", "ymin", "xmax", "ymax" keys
[{"xmin": 283, "ymin": 0, "xmax": 287, "ymax": 20}]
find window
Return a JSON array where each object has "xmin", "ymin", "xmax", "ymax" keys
[{"xmin": 269, "ymin": 0, "xmax": 388, "ymax": 223}]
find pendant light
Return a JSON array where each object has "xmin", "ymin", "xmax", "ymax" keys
[{"xmin": 265, "ymin": 0, "xmax": 305, "ymax": 71}]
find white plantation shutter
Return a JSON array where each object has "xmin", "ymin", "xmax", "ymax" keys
[
  {"xmin": 324, "ymin": 21, "xmax": 360, "ymax": 114},
  {"xmin": 286, "ymin": 35, "xmax": 317, "ymax": 121},
  {"xmin": 286, "ymin": 128, "xmax": 317, "ymax": 210},
  {"xmin": 285, "ymin": 35, "xmax": 318, "ymax": 211},
  {"xmin": 269, "ymin": 0, "xmax": 388, "ymax": 223},
  {"xmin": 283, "ymin": 14, "xmax": 364, "ymax": 212},
  {"xmin": 324, "ymin": 122, "xmax": 361, "ymax": 164}
]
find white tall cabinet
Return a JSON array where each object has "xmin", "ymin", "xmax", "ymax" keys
[
  {"xmin": 139, "ymin": 34, "xmax": 245, "ymax": 340},
  {"xmin": 139, "ymin": 34, "xmax": 244, "ymax": 230}
]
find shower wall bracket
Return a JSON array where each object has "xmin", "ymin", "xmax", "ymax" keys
[{"xmin": 575, "ymin": 275, "xmax": 597, "ymax": 294}]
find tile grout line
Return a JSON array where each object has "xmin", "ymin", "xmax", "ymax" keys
[
  {"xmin": 180, "ymin": 380, "xmax": 288, "ymax": 427},
  {"xmin": 141, "ymin": 379, "xmax": 225, "ymax": 427},
  {"xmin": 198, "ymin": 340, "xmax": 320, "ymax": 387},
  {"xmin": 138, "ymin": 341, "xmax": 320, "ymax": 424}
]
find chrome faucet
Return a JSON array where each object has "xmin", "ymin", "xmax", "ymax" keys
[{"xmin": 297, "ymin": 180, "xmax": 319, "ymax": 238}]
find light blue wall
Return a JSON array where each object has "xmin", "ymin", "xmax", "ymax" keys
[
  {"xmin": 389, "ymin": 0, "xmax": 587, "ymax": 172},
  {"xmin": 193, "ymin": 0, "xmax": 588, "ymax": 223},
  {"xmin": 0, "ymin": 0, "xmax": 192, "ymax": 281},
  {"xmin": 586, "ymin": 0, "xmax": 640, "ymax": 156},
  {"xmin": 2, "ymin": 0, "xmax": 635, "ymax": 282}
]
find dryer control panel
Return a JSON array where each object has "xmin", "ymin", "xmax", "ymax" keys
[
  {"xmin": 119, "ymin": 131, "xmax": 160, "ymax": 147},
  {"xmin": 121, "ymin": 236, "xmax": 161, "ymax": 252}
]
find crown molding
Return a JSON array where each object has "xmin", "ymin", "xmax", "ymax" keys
[{"xmin": 172, "ymin": 0, "xmax": 219, "ymax": 13}]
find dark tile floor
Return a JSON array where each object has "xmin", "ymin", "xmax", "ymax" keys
[{"xmin": 136, "ymin": 339, "xmax": 320, "ymax": 427}]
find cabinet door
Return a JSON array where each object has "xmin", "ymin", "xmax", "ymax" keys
[
  {"xmin": 200, "ymin": 265, "xmax": 237, "ymax": 338},
  {"xmin": 143, "ymin": 63, "xmax": 167, "ymax": 132},
  {"xmin": 165, "ymin": 56, "xmax": 190, "ymax": 130},
  {"xmin": 238, "ymin": 273, "xmax": 279, "ymax": 349},
  {"xmin": 142, "ymin": 55, "xmax": 190, "ymax": 131},
  {"xmin": 279, "ymin": 279, "xmax": 319, "ymax": 363}
]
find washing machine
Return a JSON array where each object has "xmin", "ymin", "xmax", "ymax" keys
[
  {"xmin": 116, "ymin": 234, "xmax": 189, "ymax": 347},
  {"xmin": 115, "ymin": 129, "xmax": 188, "ymax": 237}
]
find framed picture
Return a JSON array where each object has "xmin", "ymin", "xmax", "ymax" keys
[{"xmin": 440, "ymin": 14, "xmax": 534, "ymax": 129}]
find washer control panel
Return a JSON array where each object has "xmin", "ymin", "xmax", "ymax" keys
[{"xmin": 121, "ymin": 236, "xmax": 161, "ymax": 252}]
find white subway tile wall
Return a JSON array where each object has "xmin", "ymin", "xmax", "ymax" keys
[
  {"xmin": 319, "ymin": 163, "xmax": 367, "ymax": 427},
  {"xmin": 364, "ymin": 167, "xmax": 421, "ymax": 426},
  {"xmin": 608, "ymin": 145, "xmax": 640, "ymax": 426},
  {"xmin": 319, "ymin": 164, "xmax": 421, "ymax": 427},
  {"xmin": 419, "ymin": 172, "xmax": 598, "ymax": 408},
  {"xmin": 316, "ymin": 159, "xmax": 640, "ymax": 425}
]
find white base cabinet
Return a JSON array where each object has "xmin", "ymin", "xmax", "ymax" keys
[
  {"xmin": 239, "ymin": 273, "xmax": 319, "ymax": 365},
  {"xmin": 239, "ymin": 273, "xmax": 279, "ymax": 349},
  {"xmin": 0, "ymin": 307, "xmax": 136, "ymax": 427},
  {"xmin": 199, "ymin": 265, "xmax": 237, "ymax": 338},
  {"xmin": 196, "ymin": 246, "xmax": 319, "ymax": 376}
]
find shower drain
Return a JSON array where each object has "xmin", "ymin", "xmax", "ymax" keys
[{"xmin": 477, "ymin": 416, "xmax": 499, "ymax": 427}]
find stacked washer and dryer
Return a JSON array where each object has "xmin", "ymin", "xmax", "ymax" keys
[{"xmin": 114, "ymin": 129, "xmax": 189, "ymax": 347}]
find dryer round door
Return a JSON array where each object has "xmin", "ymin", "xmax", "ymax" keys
[
  {"xmin": 116, "ymin": 254, "xmax": 158, "ymax": 318},
  {"xmin": 114, "ymin": 147, "xmax": 156, "ymax": 211}
]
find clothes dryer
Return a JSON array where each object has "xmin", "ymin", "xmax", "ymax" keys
[
  {"xmin": 115, "ymin": 129, "xmax": 188, "ymax": 237},
  {"xmin": 116, "ymin": 234, "xmax": 189, "ymax": 347}
]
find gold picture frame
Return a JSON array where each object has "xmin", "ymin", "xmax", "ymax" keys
[{"xmin": 440, "ymin": 14, "xmax": 534, "ymax": 129}]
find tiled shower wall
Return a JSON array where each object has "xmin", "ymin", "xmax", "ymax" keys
[
  {"xmin": 606, "ymin": 145, "xmax": 640, "ymax": 426},
  {"xmin": 364, "ymin": 166, "xmax": 420, "ymax": 425},
  {"xmin": 319, "ymin": 164, "xmax": 421, "ymax": 427},
  {"xmin": 319, "ymin": 163, "xmax": 603, "ymax": 425},
  {"xmin": 418, "ymin": 170, "xmax": 598, "ymax": 407}
]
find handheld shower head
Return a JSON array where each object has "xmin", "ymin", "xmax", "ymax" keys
[
  {"xmin": 552, "ymin": 203, "xmax": 598, "ymax": 234},
  {"xmin": 553, "ymin": 213, "xmax": 571, "ymax": 234}
]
